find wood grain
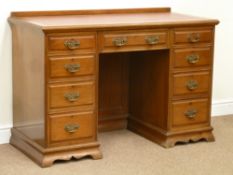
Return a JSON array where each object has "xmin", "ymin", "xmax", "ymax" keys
[
  {"xmin": 99, "ymin": 29, "xmax": 169, "ymax": 53},
  {"xmin": 171, "ymin": 98, "xmax": 209, "ymax": 129},
  {"xmin": 10, "ymin": 19, "xmax": 46, "ymax": 147},
  {"xmin": 48, "ymin": 81, "xmax": 95, "ymax": 109},
  {"xmin": 8, "ymin": 8, "xmax": 219, "ymax": 167},
  {"xmin": 129, "ymin": 50, "xmax": 169, "ymax": 130},
  {"xmin": 49, "ymin": 54, "xmax": 95, "ymax": 78},
  {"xmin": 173, "ymin": 47, "xmax": 212, "ymax": 69},
  {"xmin": 8, "ymin": 10, "xmax": 219, "ymax": 31},
  {"xmin": 10, "ymin": 128, "xmax": 102, "ymax": 167},
  {"xmin": 173, "ymin": 71, "xmax": 210, "ymax": 96},
  {"xmin": 10, "ymin": 7, "xmax": 171, "ymax": 17},
  {"xmin": 173, "ymin": 27, "xmax": 213, "ymax": 45},
  {"xmin": 98, "ymin": 52, "xmax": 129, "ymax": 131},
  {"xmin": 47, "ymin": 32, "xmax": 96, "ymax": 55},
  {"xmin": 49, "ymin": 111, "xmax": 95, "ymax": 143}
]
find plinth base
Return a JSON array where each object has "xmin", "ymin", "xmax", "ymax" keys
[{"xmin": 10, "ymin": 128, "xmax": 102, "ymax": 167}]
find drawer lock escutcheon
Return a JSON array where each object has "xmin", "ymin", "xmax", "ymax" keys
[
  {"xmin": 186, "ymin": 80, "xmax": 198, "ymax": 91},
  {"xmin": 64, "ymin": 39, "xmax": 80, "ymax": 49},
  {"xmin": 188, "ymin": 33, "xmax": 200, "ymax": 43},
  {"xmin": 145, "ymin": 36, "xmax": 160, "ymax": 45},
  {"xmin": 186, "ymin": 54, "xmax": 200, "ymax": 64},
  {"xmin": 64, "ymin": 92, "xmax": 80, "ymax": 102},
  {"xmin": 113, "ymin": 37, "xmax": 127, "ymax": 47},
  {"xmin": 64, "ymin": 63, "xmax": 81, "ymax": 73},
  {"xmin": 184, "ymin": 109, "xmax": 198, "ymax": 119},
  {"xmin": 64, "ymin": 124, "xmax": 80, "ymax": 133}
]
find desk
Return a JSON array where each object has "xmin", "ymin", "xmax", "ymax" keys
[{"xmin": 8, "ymin": 8, "xmax": 219, "ymax": 167}]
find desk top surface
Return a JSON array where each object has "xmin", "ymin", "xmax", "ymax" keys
[{"xmin": 8, "ymin": 8, "xmax": 219, "ymax": 30}]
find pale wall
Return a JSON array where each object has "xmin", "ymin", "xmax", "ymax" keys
[{"xmin": 0, "ymin": 0, "xmax": 232, "ymax": 143}]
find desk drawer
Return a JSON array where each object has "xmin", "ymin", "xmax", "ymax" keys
[
  {"xmin": 173, "ymin": 28, "xmax": 213, "ymax": 45},
  {"xmin": 173, "ymin": 71, "xmax": 210, "ymax": 96},
  {"xmin": 49, "ymin": 112, "xmax": 95, "ymax": 143},
  {"xmin": 48, "ymin": 81, "xmax": 95, "ymax": 109},
  {"xmin": 171, "ymin": 98, "xmax": 209, "ymax": 129},
  {"xmin": 173, "ymin": 47, "xmax": 212, "ymax": 69},
  {"xmin": 49, "ymin": 55, "xmax": 95, "ymax": 78},
  {"xmin": 99, "ymin": 30, "xmax": 168, "ymax": 52},
  {"xmin": 47, "ymin": 33, "xmax": 96, "ymax": 54}
]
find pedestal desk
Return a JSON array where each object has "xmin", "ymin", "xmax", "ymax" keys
[{"xmin": 8, "ymin": 8, "xmax": 219, "ymax": 167}]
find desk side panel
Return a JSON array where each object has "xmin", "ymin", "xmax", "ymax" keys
[
  {"xmin": 10, "ymin": 22, "xmax": 45, "ymax": 147},
  {"xmin": 98, "ymin": 53, "xmax": 129, "ymax": 131},
  {"xmin": 128, "ymin": 50, "xmax": 169, "ymax": 134}
]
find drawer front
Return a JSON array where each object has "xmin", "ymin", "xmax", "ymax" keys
[
  {"xmin": 172, "ymin": 98, "xmax": 209, "ymax": 128},
  {"xmin": 174, "ymin": 28, "xmax": 212, "ymax": 45},
  {"xmin": 173, "ymin": 47, "xmax": 212, "ymax": 68},
  {"xmin": 49, "ymin": 112, "xmax": 94, "ymax": 142},
  {"xmin": 48, "ymin": 81, "xmax": 95, "ymax": 109},
  {"xmin": 173, "ymin": 71, "xmax": 210, "ymax": 96},
  {"xmin": 47, "ymin": 33, "xmax": 96, "ymax": 53},
  {"xmin": 49, "ymin": 55, "xmax": 95, "ymax": 78},
  {"xmin": 100, "ymin": 30, "xmax": 168, "ymax": 52}
]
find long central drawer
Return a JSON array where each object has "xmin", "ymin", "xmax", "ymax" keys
[{"xmin": 99, "ymin": 29, "xmax": 169, "ymax": 53}]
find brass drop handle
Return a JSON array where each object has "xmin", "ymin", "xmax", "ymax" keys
[
  {"xmin": 186, "ymin": 80, "xmax": 198, "ymax": 90},
  {"xmin": 64, "ymin": 92, "xmax": 80, "ymax": 102},
  {"xmin": 64, "ymin": 39, "xmax": 80, "ymax": 49},
  {"xmin": 145, "ymin": 36, "xmax": 160, "ymax": 45},
  {"xmin": 113, "ymin": 37, "xmax": 127, "ymax": 47},
  {"xmin": 64, "ymin": 63, "xmax": 80, "ymax": 73},
  {"xmin": 64, "ymin": 124, "xmax": 80, "ymax": 133},
  {"xmin": 184, "ymin": 109, "xmax": 197, "ymax": 119},
  {"xmin": 186, "ymin": 54, "xmax": 200, "ymax": 64},
  {"xmin": 188, "ymin": 33, "xmax": 200, "ymax": 43}
]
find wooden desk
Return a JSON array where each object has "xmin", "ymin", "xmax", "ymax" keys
[{"xmin": 8, "ymin": 8, "xmax": 219, "ymax": 167}]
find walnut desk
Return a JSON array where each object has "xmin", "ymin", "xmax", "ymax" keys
[{"xmin": 8, "ymin": 8, "xmax": 219, "ymax": 167}]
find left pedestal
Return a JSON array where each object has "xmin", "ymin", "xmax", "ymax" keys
[{"xmin": 9, "ymin": 14, "xmax": 101, "ymax": 167}]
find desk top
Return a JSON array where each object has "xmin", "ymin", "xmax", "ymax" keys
[{"xmin": 8, "ymin": 8, "xmax": 219, "ymax": 30}]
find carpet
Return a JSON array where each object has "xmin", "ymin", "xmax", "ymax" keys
[{"xmin": 0, "ymin": 116, "xmax": 233, "ymax": 175}]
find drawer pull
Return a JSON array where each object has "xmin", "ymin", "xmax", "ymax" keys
[
  {"xmin": 64, "ymin": 64, "xmax": 81, "ymax": 73},
  {"xmin": 113, "ymin": 37, "xmax": 127, "ymax": 47},
  {"xmin": 145, "ymin": 36, "xmax": 160, "ymax": 45},
  {"xmin": 184, "ymin": 109, "xmax": 197, "ymax": 119},
  {"xmin": 186, "ymin": 54, "xmax": 200, "ymax": 64},
  {"xmin": 186, "ymin": 80, "xmax": 198, "ymax": 90},
  {"xmin": 64, "ymin": 92, "xmax": 80, "ymax": 102},
  {"xmin": 188, "ymin": 33, "xmax": 200, "ymax": 43},
  {"xmin": 64, "ymin": 39, "xmax": 80, "ymax": 49},
  {"xmin": 64, "ymin": 124, "xmax": 80, "ymax": 133}
]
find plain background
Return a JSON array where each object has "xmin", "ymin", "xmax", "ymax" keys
[{"xmin": 0, "ymin": 0, "xmax": 232, "ymax": 143}]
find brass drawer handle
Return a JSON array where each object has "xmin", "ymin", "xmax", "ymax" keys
[
  {"xmin": 184, "ymin": 109, "xmax": 197, "ymax": 119},
  {"xmin": 145, "ymin": 36, "xmax": 160, "ymax": 45},
  {"xmin": 64, "ymin": 92, "xmax": 80, "ymax": 102},
  {"xmin": 64, "ymin": 39, "xmax": 80, "ymax": 49},
  {"xmin": 64, "ymin": 124, "xmax": 80, "ymax": 133},
  {"xmin": 186, "ymin": 80, "xmax": 198, "ymax": 90},
  {"xmin": 188, "ymin": 33, "xmax": 200, "ymax": 43},
  {"xmin": 64, "ymin": 63, "xmax": 80, "ymax": 73},
  {"xmin": 186, "ymin": 54, "xmax": 200, "ymax": 64},
  {"xmin": 113, "ymin": 37, "xmax": 127, "ymax": 47}
]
